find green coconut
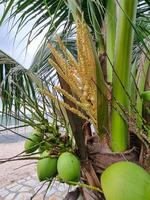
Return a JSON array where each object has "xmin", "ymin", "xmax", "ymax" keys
[
  {"xmin": 24, "ymin": 129, "xmax": 43, "ymax": 153},
  {"xmin": 101, "ymin": 161, "xmax": 150, "ymax": 200},
  {"xmin": 57, "ymin": 152, "xmax": 80, "ymax": 182},
  {"xmin": 141, "ymin": 90, "xmax": 150, "ymax": 101},
  {"xmin": 37, "ymin": 151, "xmax": 57, "ymax": 181}
]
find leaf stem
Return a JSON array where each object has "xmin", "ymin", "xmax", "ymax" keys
[{"xmin": 111, "ymin": 0, "xmax": 138, "ymax": 152}]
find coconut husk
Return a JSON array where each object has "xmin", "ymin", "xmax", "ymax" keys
[
  {"xmin": 81, "ymin": 160, "xmax": 100, "ymax": 188},
  {"xmin": 63, "ymin": 188, "xmax": 103, "ymax": 200},
  {"xmin": 82, "ymin": 188, "xmax": 103, "ymax": 200},
  {"xmin": 86, "ymin": 135, "xmax": 139, "ymax": 173},
  {"xmin": 139, "ymin": 144, "xmax": 150, "ymax": 172},
  {"xmin": 63, "ymin": 188, "xmax": 81, "ymax": 200}
]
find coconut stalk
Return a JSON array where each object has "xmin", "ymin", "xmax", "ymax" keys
[
  {"xmin": 129, "ymin": 59, "xmax": 137, "ymax": 110},
  {"xmin": 58, "ymin": 76, "xmax": 87, "ymax": 160},
  {"xmin": 105, "ymin": 0, "xmax": 116, "ymax": 83},
  {"xmin": 111, "ymin": 0, "xmax": 138, "ymax": 152}
]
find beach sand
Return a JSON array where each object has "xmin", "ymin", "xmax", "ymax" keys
[{"xmin": 0, "ymin": 126, "xmax": 36, "ymax": 187}]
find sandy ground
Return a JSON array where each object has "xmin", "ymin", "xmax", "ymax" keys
[{"xmin": 0, "ymin": 126, "xmax": 37, "ymax": 188}]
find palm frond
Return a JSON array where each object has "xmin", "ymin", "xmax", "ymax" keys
[
  {"xmin": 0, "ymin": 0, "xmax": 107, "ymax": 45},
  {"xmin": 0, "ymin": 51, "xmax": 35, "ymax": 118},
  {"xmin": 0, "ymin": 0, "xmax": 149, "ymax": 46},
  {"xmin": 0, "ymin": 0, "xmax": 72, "ymax": 44},
  {"xmin": 30, "ymin": 25, "xmax": 76, "ymax": 76},
  {"xmin": 137, "ymin": 0, "xmax": 150, "ymax": 16},
  {"xmin": 134, "ymin": 12, "xmax": 150, "ymax": 58},
  {"xmin": 0, "ymin": 50, "xmax": 69, "ymax": 132}
]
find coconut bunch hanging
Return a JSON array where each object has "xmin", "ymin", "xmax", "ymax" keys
[
  {"xmin": 24, "ymin": 125, "xmax": 80, "ymax": 182},
  {"xmin": 36, "ymin": 151, "xmax": 80, "ymax": 182},
  {"xmin": 24, "ymin": 128, "xmax": 72, "ymax": 155}
]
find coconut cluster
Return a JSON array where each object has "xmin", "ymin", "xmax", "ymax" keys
[
  {"xmin": 37, "ymin": 151, "xmax": 80, "ymax": 182},
  {"xmin": 24, "ymin": 129, "xmax": 80, "ymax": 183}
]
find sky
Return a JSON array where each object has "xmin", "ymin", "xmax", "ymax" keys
[
  {"xmin": 0, "ymin": 4, "xmax": 47, "ymax": 112},
  {"xmin": 0, "ymin": 5, "xmax": 45, "ymax": 68}
]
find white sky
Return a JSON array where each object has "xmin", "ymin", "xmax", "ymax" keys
[
  {"xmin": 0, "ymin": 4, "xmax": 47, "ymax": 111},
  {"xmin": 0, "ymin": 5, "xmax": 46, "ymax": 68}
]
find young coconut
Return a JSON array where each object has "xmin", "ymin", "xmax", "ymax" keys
[
  {"xmin": 37, "ymin": 151, "xmax": 57, "ymax": 181},
  {"xmin": 57, "ymin": 152, "xmax": 80, "ymax": 182},
  {"xmin": 24, "ymin": 129, "xmax": 43, "ymax": 153},
  {"xmin": 141, "ymin": 90, "xmax": 150, "ymax": 101},
  {"xmin": 101, "ymin": 161, "xmax": 150, "ymax": 200}
]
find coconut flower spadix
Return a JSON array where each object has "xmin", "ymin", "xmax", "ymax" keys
[{"xmin": 101, "ymin": 161, "xmax": 150, "ymax": 200}]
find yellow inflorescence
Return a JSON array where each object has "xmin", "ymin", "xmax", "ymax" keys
[
  {"xmin": 47, "ymin": 20, "xmax": 97, "ymax": 126},
  {"xmin": 42, "ymin": 89, "xmax": 92, "ymax": 123}
]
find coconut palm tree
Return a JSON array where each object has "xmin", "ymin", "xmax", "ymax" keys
[{"xmin": 0, "ymin": 0, "xmax": 150, "ymax": 199}]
